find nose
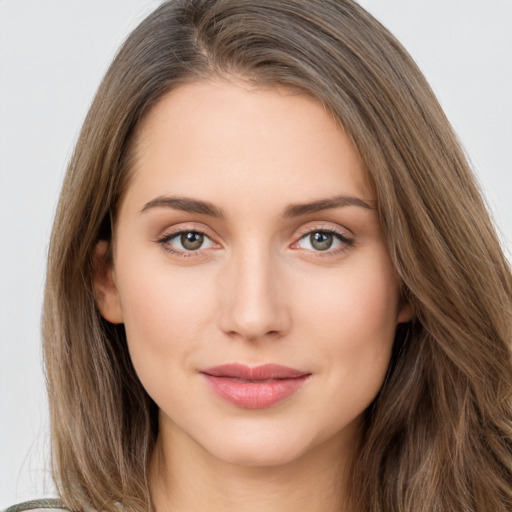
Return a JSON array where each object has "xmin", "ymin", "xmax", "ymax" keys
[{"xmin": 218, "ymin": 243, "xmax": 291, "ymax": 342}]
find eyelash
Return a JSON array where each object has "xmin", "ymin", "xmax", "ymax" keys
[
  {"xmin": 156, "ymin": 226, "xmax": 354, "ymax": 258},
  {"xmin": 293, "ymin": 226, "xmax": 354, "ymax": 256}
]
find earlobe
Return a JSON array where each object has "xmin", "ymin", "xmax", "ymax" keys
[
  {"xmin": 397, "ymin": 302, "xmax": 414, "ymax": 324},
  {"xmin": 92, "ymin": 240, "xmax": 124, "ymax": 324}
]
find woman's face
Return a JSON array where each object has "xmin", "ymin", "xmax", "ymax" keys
[{"xmin": 95, "ymin": 79, "xmax": 411, "ymax": 467}]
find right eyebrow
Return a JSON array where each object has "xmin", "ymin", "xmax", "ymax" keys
[
  {"xmin": 283, "ymin": 195, "xmax": 375, "ymax": 217},
  {"xmin": 140, "ymin": 196, "xmax": 226, "ymax": 217}
]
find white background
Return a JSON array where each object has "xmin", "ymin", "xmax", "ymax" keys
[{"xmin": 1, "ymin": 0, "xmax": 510, "ymax": 507}]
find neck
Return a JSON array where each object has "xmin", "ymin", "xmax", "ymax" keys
[{"xmin": 149, "ymin": 418, "xmax": 358, "ymax": 512}]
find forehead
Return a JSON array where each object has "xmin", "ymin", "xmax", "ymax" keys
[{"xmin": 123, "ymin": 79, "xmax": 373, "ymax": 214}]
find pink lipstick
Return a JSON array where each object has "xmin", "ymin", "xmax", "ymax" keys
[{"xmin": 201, "ymin": 363, "xmax": 311, "ymax": 409}]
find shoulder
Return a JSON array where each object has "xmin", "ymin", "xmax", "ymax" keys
[{"xmin": 2, "ymin": 499, "xmax": 70, "ymax": 512}]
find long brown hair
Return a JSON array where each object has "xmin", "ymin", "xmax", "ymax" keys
[{"xmin": 43, "ymin": 1, "xmax": 512, "ymax": 511}]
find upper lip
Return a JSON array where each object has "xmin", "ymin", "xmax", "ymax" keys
[{"xmin": 201, "ymin": 363, "xmax": 310, "ymax": 380}]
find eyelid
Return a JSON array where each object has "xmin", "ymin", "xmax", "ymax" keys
[
  {"xmin": 290, "ymin": 223, "xmax": 354, "ymax": 255},
  {"xmin": 294, "ymin": 222, "xmax": 353, "ymax": 239},
  {"xmin": 155, "ymin": 224, "xmax": 221, "ymax": 257}
]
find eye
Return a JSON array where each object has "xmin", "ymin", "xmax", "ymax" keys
[
  {"xmin": 157, "ymin": 230, "xmax": 216, "ymax": 255},
  {"xmin": 294, "ymin": 229, "xmax": 353, "ymax": 253}
]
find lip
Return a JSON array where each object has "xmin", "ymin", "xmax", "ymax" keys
[{"xmin": 201, "ymin": 363, "xmax": 311, "ymax": 409}]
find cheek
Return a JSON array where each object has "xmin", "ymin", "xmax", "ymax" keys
[
  {"xmin": 114, "ymin": 257, "xmax": 218, "ymax": 385},
  {"xmin": 293, "ymin": 251, "xmax": 399, "ymax": 391},
  {"xmin": 298, "ymin": 253, "xmax": 398, "ymax": 331}
]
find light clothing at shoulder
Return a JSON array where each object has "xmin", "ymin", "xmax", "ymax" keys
[{"xmin": 3, "ymin": 499, "xmax": 69, "ymax": 512}]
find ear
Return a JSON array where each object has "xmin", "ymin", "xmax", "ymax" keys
[
  {"xmin": 397, "ymin": 301, "xmax": 413, "ymax": 324},
  {"xmin": 92, "ymin": 240, "xmax": 124, "ymax": 324}
]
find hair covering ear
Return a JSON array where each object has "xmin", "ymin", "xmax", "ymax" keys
[{"xmin": 92, "ymin": 240, "xmax": 124, "ymax": 324}]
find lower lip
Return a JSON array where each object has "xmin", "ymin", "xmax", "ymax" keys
[{"xmin": 202, "ymin": 374, "xmax": 310, "ymax": 409}]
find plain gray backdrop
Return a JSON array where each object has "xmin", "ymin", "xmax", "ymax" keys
[{"xmin": 1, "ymin": 0, "xmax": 511, "ymax": 507}]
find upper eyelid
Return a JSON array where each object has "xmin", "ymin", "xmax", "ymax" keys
[
  {"xmin": 157, "ymin": 223, "xmax": 216, "ymax": 240},
  {"xmin": 294, "ymin": 222, "xmax": 353, "ymax": 241},
  {"xmin": 297, "ymin": 225, "xmax": 350, "ymax": 236}
]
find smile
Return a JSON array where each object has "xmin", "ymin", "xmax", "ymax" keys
[{"xmin": 201, "ymin": 364, "xmax": 311, "ymax": 409}]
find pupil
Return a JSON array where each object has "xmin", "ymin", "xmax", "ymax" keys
[
  {"xmin": 181, "ymin": 232, "xmax": 203, "ymax": 250},
  {"xmin": 310, "ymin": 232, "xmax": 333, "ymax": 251}
]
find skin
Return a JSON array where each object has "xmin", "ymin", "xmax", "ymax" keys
[{"xmin": 94, "ymin": 79, "xmax": 412, "ymax": 512}]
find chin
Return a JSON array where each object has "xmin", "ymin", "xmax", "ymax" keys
[
  {"xmin": 209, "ymin": 440, "xmax": 309, "ymax": 467},
  {"xmin": 195, "ymin": 421, "xmax": 329, "ymax": 468}
]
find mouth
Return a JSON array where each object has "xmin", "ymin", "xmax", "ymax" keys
[{"xmin": 201, "ymin": 363, "xmax": 311, "ymax": 409}]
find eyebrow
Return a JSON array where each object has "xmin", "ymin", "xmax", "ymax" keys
[
  {"xmin": 141, "ymin": 196, "xmax": 225, "ymax": 217},
  {"xmin": 283, "ymin": 195, "xmax": 375, "ymax": 217},
  {"xmin": 140, "ymin": 194, "xmax": 375, "ymax": 218}
]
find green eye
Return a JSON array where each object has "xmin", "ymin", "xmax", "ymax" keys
[
  {"xmin": 158, "ymin": 230, "xmax": 215, "ymax": 255},
  {"xmin": 296, "ymin": 229, "xmax": 352, "ymax": 253},
  {"xmin": 309, "ymin": 232, "xmax": 334, "ymax": 251},
  {"xmin": 181, "ymin": 232, "xmax": 204, "ymax": 250}
]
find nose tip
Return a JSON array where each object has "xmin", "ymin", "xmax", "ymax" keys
[
  {"xmin": 218, "ymin": 253, "xmax": 290, "ymax": 342},
  {"xmin": 224, "ymin": 303, "xmax": 283, "ymax": 341}
]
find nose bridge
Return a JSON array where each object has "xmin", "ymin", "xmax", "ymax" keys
[{"xmin": 219, "ymin": 237, "xmax": 289, "ymax": 341}]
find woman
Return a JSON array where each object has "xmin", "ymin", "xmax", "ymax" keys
[{"xmin": 8, "ymin": 0, "xmax": 512, "ymax": 511}]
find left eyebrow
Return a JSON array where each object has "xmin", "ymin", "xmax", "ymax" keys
[
  {"xmin": 140, "ymin": 196, "xmax": 225, "ymax": 217},
  {"xmin": 283, "ymin": 195, "xmax": 375, "ymax": 218}
]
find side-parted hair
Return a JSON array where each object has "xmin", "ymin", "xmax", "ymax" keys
[{"xmin": 43, "ymin": 1, "xmax": 512, "ymax": 511}]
